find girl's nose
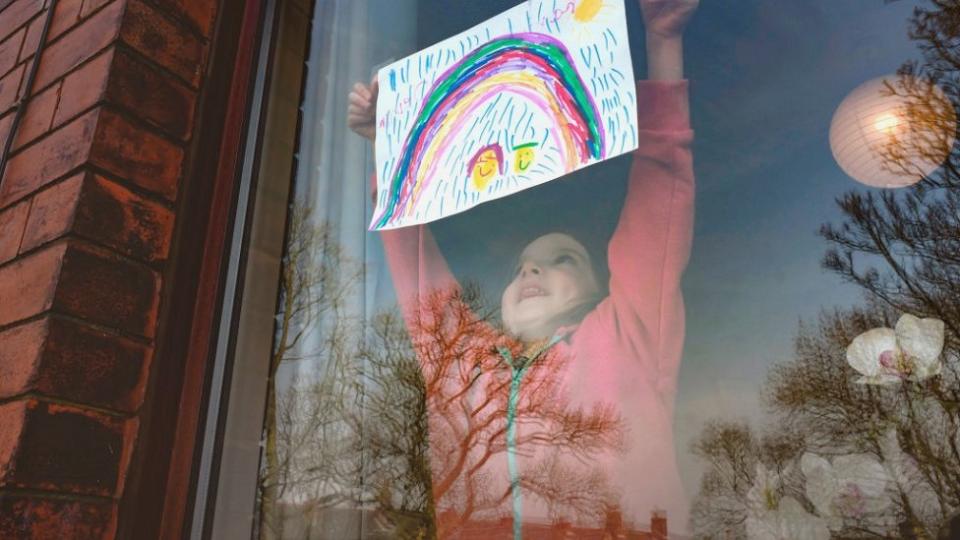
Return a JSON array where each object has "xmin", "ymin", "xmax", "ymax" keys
[{"xmin": 520, "ymin": 261, "xmax": 541, "ymax": 276}]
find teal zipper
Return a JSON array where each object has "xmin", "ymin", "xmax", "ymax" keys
[{"xmin": 496, "ymin": 334, "xmax": 562, "ymax": 540}]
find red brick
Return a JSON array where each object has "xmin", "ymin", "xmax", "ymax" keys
[
  {"xmin": 10, "ymin": 80, "xmax": 59, "ymax": 149},
  {"xmin": 19, "ymin": 172, "xmax": 82, "ymax": 250},
  {"xmin": 74, "ymin": 174, "xmax": 174, "ymax": 262},
  {"xmin": 0, "ymin": 243, "xmax": 65, "ymax": 327},
  {"xmin": 14, "ymin": 52, "xmax": 36, "ymax": 99},
  {"xmin": 0, "ymin": 28, "xmax": 24, "ymax": 76},
  {"xmin": 19, "ymin": 12, "xmax": 45, "ymax": 63},
  {"xmin": 0, "ymin": 62, "xmax": 24, "ymax": 113},
  {"xmin": 0, "ymin": 1, "xmax": 44, "ymax": 43},
  {"xmin": 0, "ymin": 399, "xmax": 131, "ymax": 496},
  {"xmin": 0, "ymin": 400, "xmax": 26, "ymax": 477},
  {"xmin": 50, "ymin": 0, "xmax": 86, "ymax": 40},
  {"xmin": 154, "ymin": 0, "xmax": 217, "ymax": 36},
  {"xmin": 88, "ymin": 108, "xmax": 183, "ymax": 201},
  {"xmin": 0, "ymin": 198, "xmax": 28, "ymax": 263},
  {"xmin": 0, "ymin": 493, "xmax": 114, "ymax": 540},
  {"xmin": 53, "ymin": 241, "xmax": 160, "ymax": 338},
  {"xmin": 107, "ymin": 47, "xmax": 195, "ymax": 139},
  {"xmin": 52, "ymin": 48, "xmax": 112, "ymax": 127},
  {"xmin": 0, "ymin": 108, "xmax": 96, "ymax": 207},
  {"xmin": 20, "ymin": 172, "xmax": 173, "ymax": 263},
  {"xmin": 0, "ymin": 316, "xmax": 150, "ymax": 412},
  {"xmin": 0, "ymin": 318, "xmax": 47, "ymax": 397},
  {"xmin": 0, "ymin": 110, "xmax": 12, "ymax": 149},
  {"xmin": 121, "ymin": 0, "xmax": 204, "ymax": 87},
  {"xmin": 35, "ymin": 0, "xmax": 86, "ymax": 47},
  {"xmin": 80, "ymin": 0, "xmax": 113, "ymax": 19},
  {"xmin": 33, "ymin": 0, "xmax": 123, "ymax": 90},
  {"xmin": 38, "ymin": 317, "xmax": 150, "ymax": 412}
]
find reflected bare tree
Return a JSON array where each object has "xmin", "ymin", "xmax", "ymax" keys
[
  {"xmin": 692, "ymin": 306, "xmax": 959, "ymax": 538},
  {"xmin": 690, "ymin": 421, "xmax": 758, "ymax": 538},
  {"xmin": 690, "ymin": 422, "xmax": 805, "ymax": 538},
  {"xmin": 816, "ymin": 2, "xmax": 960, "ymax": 530},
  {"xmin": 823, "ymin": 2, "xmax": 960, "ymax": 328},
  {"xmin": 258, "ymin": 206, "xmax": 625, "ymax": 540},
  {"xmin": 766, "ymin": 307, "xmax": 957, "ymax": 537},
  {"xmin": 353, "ymin": 310, "xmax": 437, "ymax": 538},
  {"xmin": 400, "ymin": 285, "xmax": 624, "ymax": 537},
  {"xmin": 882, "ymin": 0, "xmax": 960, "ymax": 189},
  {"xmin": 259, "ymin": 204, "xmax": 363, "ymax": 540},
  {"xmin": 693, "ymin": 2, "xmax": 960, "ymax": 538}
]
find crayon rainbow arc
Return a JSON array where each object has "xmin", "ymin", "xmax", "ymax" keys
[{"xmin": 374, "ymin": 33, "xmax": 604, "ymax": 229}]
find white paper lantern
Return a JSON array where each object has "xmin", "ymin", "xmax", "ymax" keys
[{"xmin": 829, "ymin": 75, "xmax": 956, "ymax": 188}]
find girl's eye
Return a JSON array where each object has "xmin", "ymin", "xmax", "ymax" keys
[{"xmin": 554, "ymin": 254, "xmax": 575, "ymax": 265}]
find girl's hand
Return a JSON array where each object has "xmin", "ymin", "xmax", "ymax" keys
[
  {"xmin": 640, "ymin": 0, "xmax": 699, "ymax": 40},
  {"xmin": 347, "ymin": 76, "xmax": 378, "ymax": 142},
  {"xmin": 640, "ymin": 0, "xmax": 697, "ymax": 81}
]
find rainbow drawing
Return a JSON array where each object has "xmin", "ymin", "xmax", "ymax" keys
[{"xmin": 372, "ymin": 33, "xmax": 605, "ymax": 229}]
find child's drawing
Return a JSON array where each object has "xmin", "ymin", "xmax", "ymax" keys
[{"xmin": 370, "ymin": 0, "xmax": 638, "ymax": 230}]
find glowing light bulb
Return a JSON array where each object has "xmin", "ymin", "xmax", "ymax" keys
[
  {"xmin": 872, "ymin": 112, "xmax": 901, "ymax": 134},
  {"xmin": 829, "ymin": 76, "xmax": 956, "ymax": 188}
]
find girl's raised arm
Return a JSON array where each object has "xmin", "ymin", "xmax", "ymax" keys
[
  {"xmin": 348, "ymin": 79, "xmax": 467, "ymax": 338},
  {"xmin": 587, "ymin": 0, "xmax": 697, "ymax": 393}
]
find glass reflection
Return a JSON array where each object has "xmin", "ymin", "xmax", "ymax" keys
[{"xmin": 249, "ymin": 1, "xmax": 960, "ymax": 539}]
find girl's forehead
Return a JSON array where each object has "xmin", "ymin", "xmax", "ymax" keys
[{"xmin": 520, "ymin": 233, "xmax": 588, "ymax": 259}]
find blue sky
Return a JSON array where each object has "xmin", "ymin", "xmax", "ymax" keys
[{"xmin": 674, "ymin": 0, "xmax": 924, "ymax": 493}]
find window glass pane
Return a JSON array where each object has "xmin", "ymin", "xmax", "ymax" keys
[{"xmin": 234, "ymin": 1, "xmax": 960, "ymax": 539}]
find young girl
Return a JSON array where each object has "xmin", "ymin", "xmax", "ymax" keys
[{"xmin": 350, "ymin": 0, "xmax": 698, "ymax": 535}]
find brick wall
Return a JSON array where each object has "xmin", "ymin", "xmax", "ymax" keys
[{"xmin": 0, "ymin": 0, "xmax": 221, "ymax": 537}]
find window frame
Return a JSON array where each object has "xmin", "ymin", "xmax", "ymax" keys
[
  {"xmin": 182, "ymin": 0, "xmax": 317, "ymax": 538},
  {"xmin": 115, "ymin": 0, "xmax": 281, "ymax": 538}
]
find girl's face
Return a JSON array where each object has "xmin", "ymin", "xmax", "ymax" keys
[{"xmin": 501, "ymin": 233, "xmax": 600, "ymax": 341}]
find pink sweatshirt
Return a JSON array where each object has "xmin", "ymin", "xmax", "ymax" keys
[{"xmin": 379, "ymin": 80, "xmax": 694, "ymax": 534}]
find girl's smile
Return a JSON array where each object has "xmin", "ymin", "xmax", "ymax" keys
[{"xmin": 519, "ymin": 285, "xmax": 548, "ymax": 300}]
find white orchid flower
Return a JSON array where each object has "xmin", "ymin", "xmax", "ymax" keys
[
  {"xmin": 745, "ymin": 464, "xmax": 830, "ymax": 540},
  {"xmin": 846, "ymin": 314, "xmax": 945, "ymax": 385},
  {"xmin": 801, "ymin": 453, "xmax": 891, "ymax": 530}
]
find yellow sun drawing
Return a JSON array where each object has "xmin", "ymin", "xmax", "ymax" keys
[
  {"xmin": 563, "ymin": 0, "xmax": 616, "ymax": 47},
  {"xmin": 573, "ymin": 0, "xmax": 603, "ymax": 22}
]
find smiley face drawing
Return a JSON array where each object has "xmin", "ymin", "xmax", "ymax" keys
[
  {"xmin": 512, "ymin": 142, "xmax": 537, "ymax": 173},
  {"xmin": 468, "ymin": 143, "xmax": 505, "ymax": 190}
]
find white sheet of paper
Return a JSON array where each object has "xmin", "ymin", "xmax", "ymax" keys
[{"xmin": 370, "ymin": 0, "xmax": 638, "ymax": 230}]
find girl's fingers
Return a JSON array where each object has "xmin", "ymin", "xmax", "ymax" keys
[
  {"xmin": 349, "ymin": 87, "xmax": 371, "ymax": 102},
  {"xmin": 348, "ymin": 114, "xmax": 373, "ymax": 126},
  {"xmin": 348, "ymin": 92, "xmax": 370, "ymax": 108},
  {"xmin": 349, "ymin": 90, "xmax": 370, "ymax": 103},
  {"xmin": 354, "ymin": 82, "xmax": 373, "ymax": 100},
  {"xmin": 347, "ymin": 108, "xmax": 374, "ymax": 121},
  {"xmin": 348, "ymin": 81, "xmax": 377, "ymax": 140}
]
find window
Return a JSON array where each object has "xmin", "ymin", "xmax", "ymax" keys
[{"xmin": 196, "ymin": 1, "xmax": 960, "ymax": 539}]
